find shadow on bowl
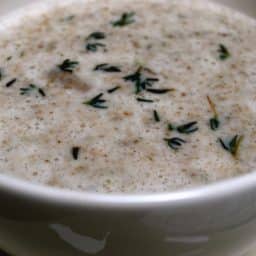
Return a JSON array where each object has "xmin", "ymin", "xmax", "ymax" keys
[{"xmin": 0, "ymin": 249, "xmax": 11, "ymax": 256}]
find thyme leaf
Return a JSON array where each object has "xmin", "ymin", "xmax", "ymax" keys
[
  {"xmin": 94, "ymin": 64, "xmax": 121, "ymax": 73},
  {"xmin": 167, "ymin": 121, "xmax": 198, "ymax": 134},
  {"xmin": 72, "ymin": 147, "xmax": 80, "ymax": 160},
  {"xmin": 207, "ymin": 96, "xmax": 220, "ymax": 131},
  {"xmin": 58, "ymin": 59, "xmax": 79, "ymax": 73},
  {"xmin": 168, "ymin": 123, "xmax": 175, "ymax": 131},
  {"xmin": 164, "ymin": 137, "xmax": 186, "ymax": 151},
  {"xmin": 136, "ymin": 98, "xmax": 154, "ymax": 103},
  {"xmin": 38, "ymin": 88, "xmax": 46, "ymax": 97},
  {"xmin": 153, "ymin": 110, "xmax": 160, "ymax": 122},
  {"xmin": 177, "ymin": 122, "xmax": 199, "ymax": 134},
  {"xmin": 218, "ymin": 44, "xmax": 230, "ymax": 60},
  {"xmin": 84, "ymin": 93, "xmax": 108, "ymax": 109},
  {"xmin": 146, "ymin": 88, "xmax": 173, "ymax": 94},
  {"xmin": 107, "ymin": 86, "xmax": 121, "ymax": 94},
  {"xmin": 6, "ymin": 78, "xmax": 17, "ymax": 88},
  {"xmin": 20, "ymin": 84, "xmax": 46, "ymax": 97},
  {"xmin": 87, "ymin": 32, "xmax": 106, "ymax": 40},
  {"xmin": 112, "ymin": 12, "xmax": 135, "ymax": 27},
  {"xmin": 86, "ymin": 32, "xmax": 106, "ymax": 52},
  {"xmin": 86, "ymin": 43, "xmax": 106, "ymax": 52},
  {"xmin": 210, "ymin": 118, "xmax": 220, "ymax": 131},
  {"xmin": 219, "ymin": 135, "xmax": 244, "ymax": 157}
]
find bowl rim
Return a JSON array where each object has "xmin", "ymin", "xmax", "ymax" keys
[
  {"xmin": 1, "ymin": 0, "xmax": 256, "ymax": 210},
  {"xmin": 0, "ymin": 172, "xmax": 256, "ymax": 209}
]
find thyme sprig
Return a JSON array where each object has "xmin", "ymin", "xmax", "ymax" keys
[
  {"xmin": 164, "ymin": 138, "xmax": 186, "ymax": 151},
  {"xmin": 219, "ymin": 135, "xmax": 244, "ymax": 158},
  {"xmin": 168, "ymin": 121, "xmax": 199, "ymax": 134},
  {"xmin": 218, "ymin": 44, "xmax": 230, "ymax": 60},
  {"xmin": 123, "ymin": 67, "xmax": 159, "ymax": 94},
  {"xmin": 112, "ymin": 12, "xmax": 135, "ymax": 27},
  {"xmin": 177, "ymin": 122, "xmax": 199, "ymax": 134},
  {"xmin": 94, "ymin": 64, "xmax": 121, "ymax": 73},
  {"xmin": 20, "ymin": 84, "xmax": 46, "ymax": 97},
  {"xmin": 84, "ymin": 93, "xmax": 108, "ymax": 109},
  {"xmin": 58, "ymin": 59, "xmax": 79, "ymax": 73},
  {"xmin": 207, "ymin": 96, "xmax": 220, "ymax": 131}
]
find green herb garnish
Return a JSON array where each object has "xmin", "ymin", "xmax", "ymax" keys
[
  {"xmin": 84, "ymin": 93, "xmax": 108, "ymax": 109},
  {"xmin": 123, "ymin": 67, "xmax": 159, "ymax": 94},
  {"xmin": 112, "ymin": 12, "xmax": 135, "ymax": 27},
  {"xmin": 177, "ymin": 122, "xmax": 199, "ymax": 134},
  {"xmin": 207, "ymin": 96, "xmax": 220, "ymax": 131},
  {"xmin": 6, "ymin": 56, "xmax": 12, "ymax": 61},
  {"xmin": 153, "ymin": 110, "xmax": 160, "ymax": 122},
  {"xmin": 72, "ymin": 147, "xmax": 80, "ymax": 160},
  {"xmin": 167, "ymin": 121, "xmax": 199, "ymax": 134},
  {"xmin": 86, "ymin": 32, "xmax": 106, "ymax": 52},
  {"xmin": 58, "ymin": 59, "xmax": 79, "ymax": 73},
  {"xmin": 136, "ymin": 98, "xmax": 154, "ymax": 103},
  {"xmin": 146, "ymin": 88, "xmax": 173, "ymax": 94},
  {"xmin": 87, "ymin": 32, "xmax": 106, "ymax": 40},
  {"xmin": 94, "ymin": 64, "xmax": 121, "ymax": 73},
  {"xmin": 218, "ymin": 44, "xmax": 230, "ymax": 60},
  {"xmin": 6, "ymin": 78, "xmax": 17, "ymax": 88},
  {"xmin": 164, "ymin": 137, "xmax": 186, "ymax": 151},
  {"xmin": 38, "ymin": 88, "xmax": 46, "ymax": 97},
  {"xmin": 107, "ymin": 86, "xmax": 121, "ymax": 94},
  {"xmin": 20, "ymin": 84, "xmax": 46, "ymax": 97},
  {"xmin": 86, "ymin": 43, "xmax": 106, "ymax": 52},
  {"xmin": 210, "ymin": 118, "xmax": 220, "ymax": 131},
  {"xmin": 168, "ymin": 123, "xmax": 175, "ymax": 131},
  {"xmin": 219, "ymin": 135, "xmax": 244, "ymax": 158}
]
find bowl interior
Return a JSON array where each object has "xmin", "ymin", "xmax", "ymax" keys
[{"xmin": 0, "ymin": 0, "xmax": 256, "ymax": 207}]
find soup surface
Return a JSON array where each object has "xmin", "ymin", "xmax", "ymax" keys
[{"xmin": 0, "ymin": 0, "xmax": 256, "ymax": 193}]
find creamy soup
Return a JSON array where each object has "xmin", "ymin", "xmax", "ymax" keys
[{"xmin": 0, "ymin": 0, "xmax": 256, "ymax": 193}]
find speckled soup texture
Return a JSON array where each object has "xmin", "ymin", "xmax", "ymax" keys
[{"xmin": 0, "ymin": 0, "xmax": 256, "ymax": 193}]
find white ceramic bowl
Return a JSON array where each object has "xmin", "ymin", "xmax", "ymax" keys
[{"xmin": 0, "ymin": 1, "xmax": 256, "ymax": 255}]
